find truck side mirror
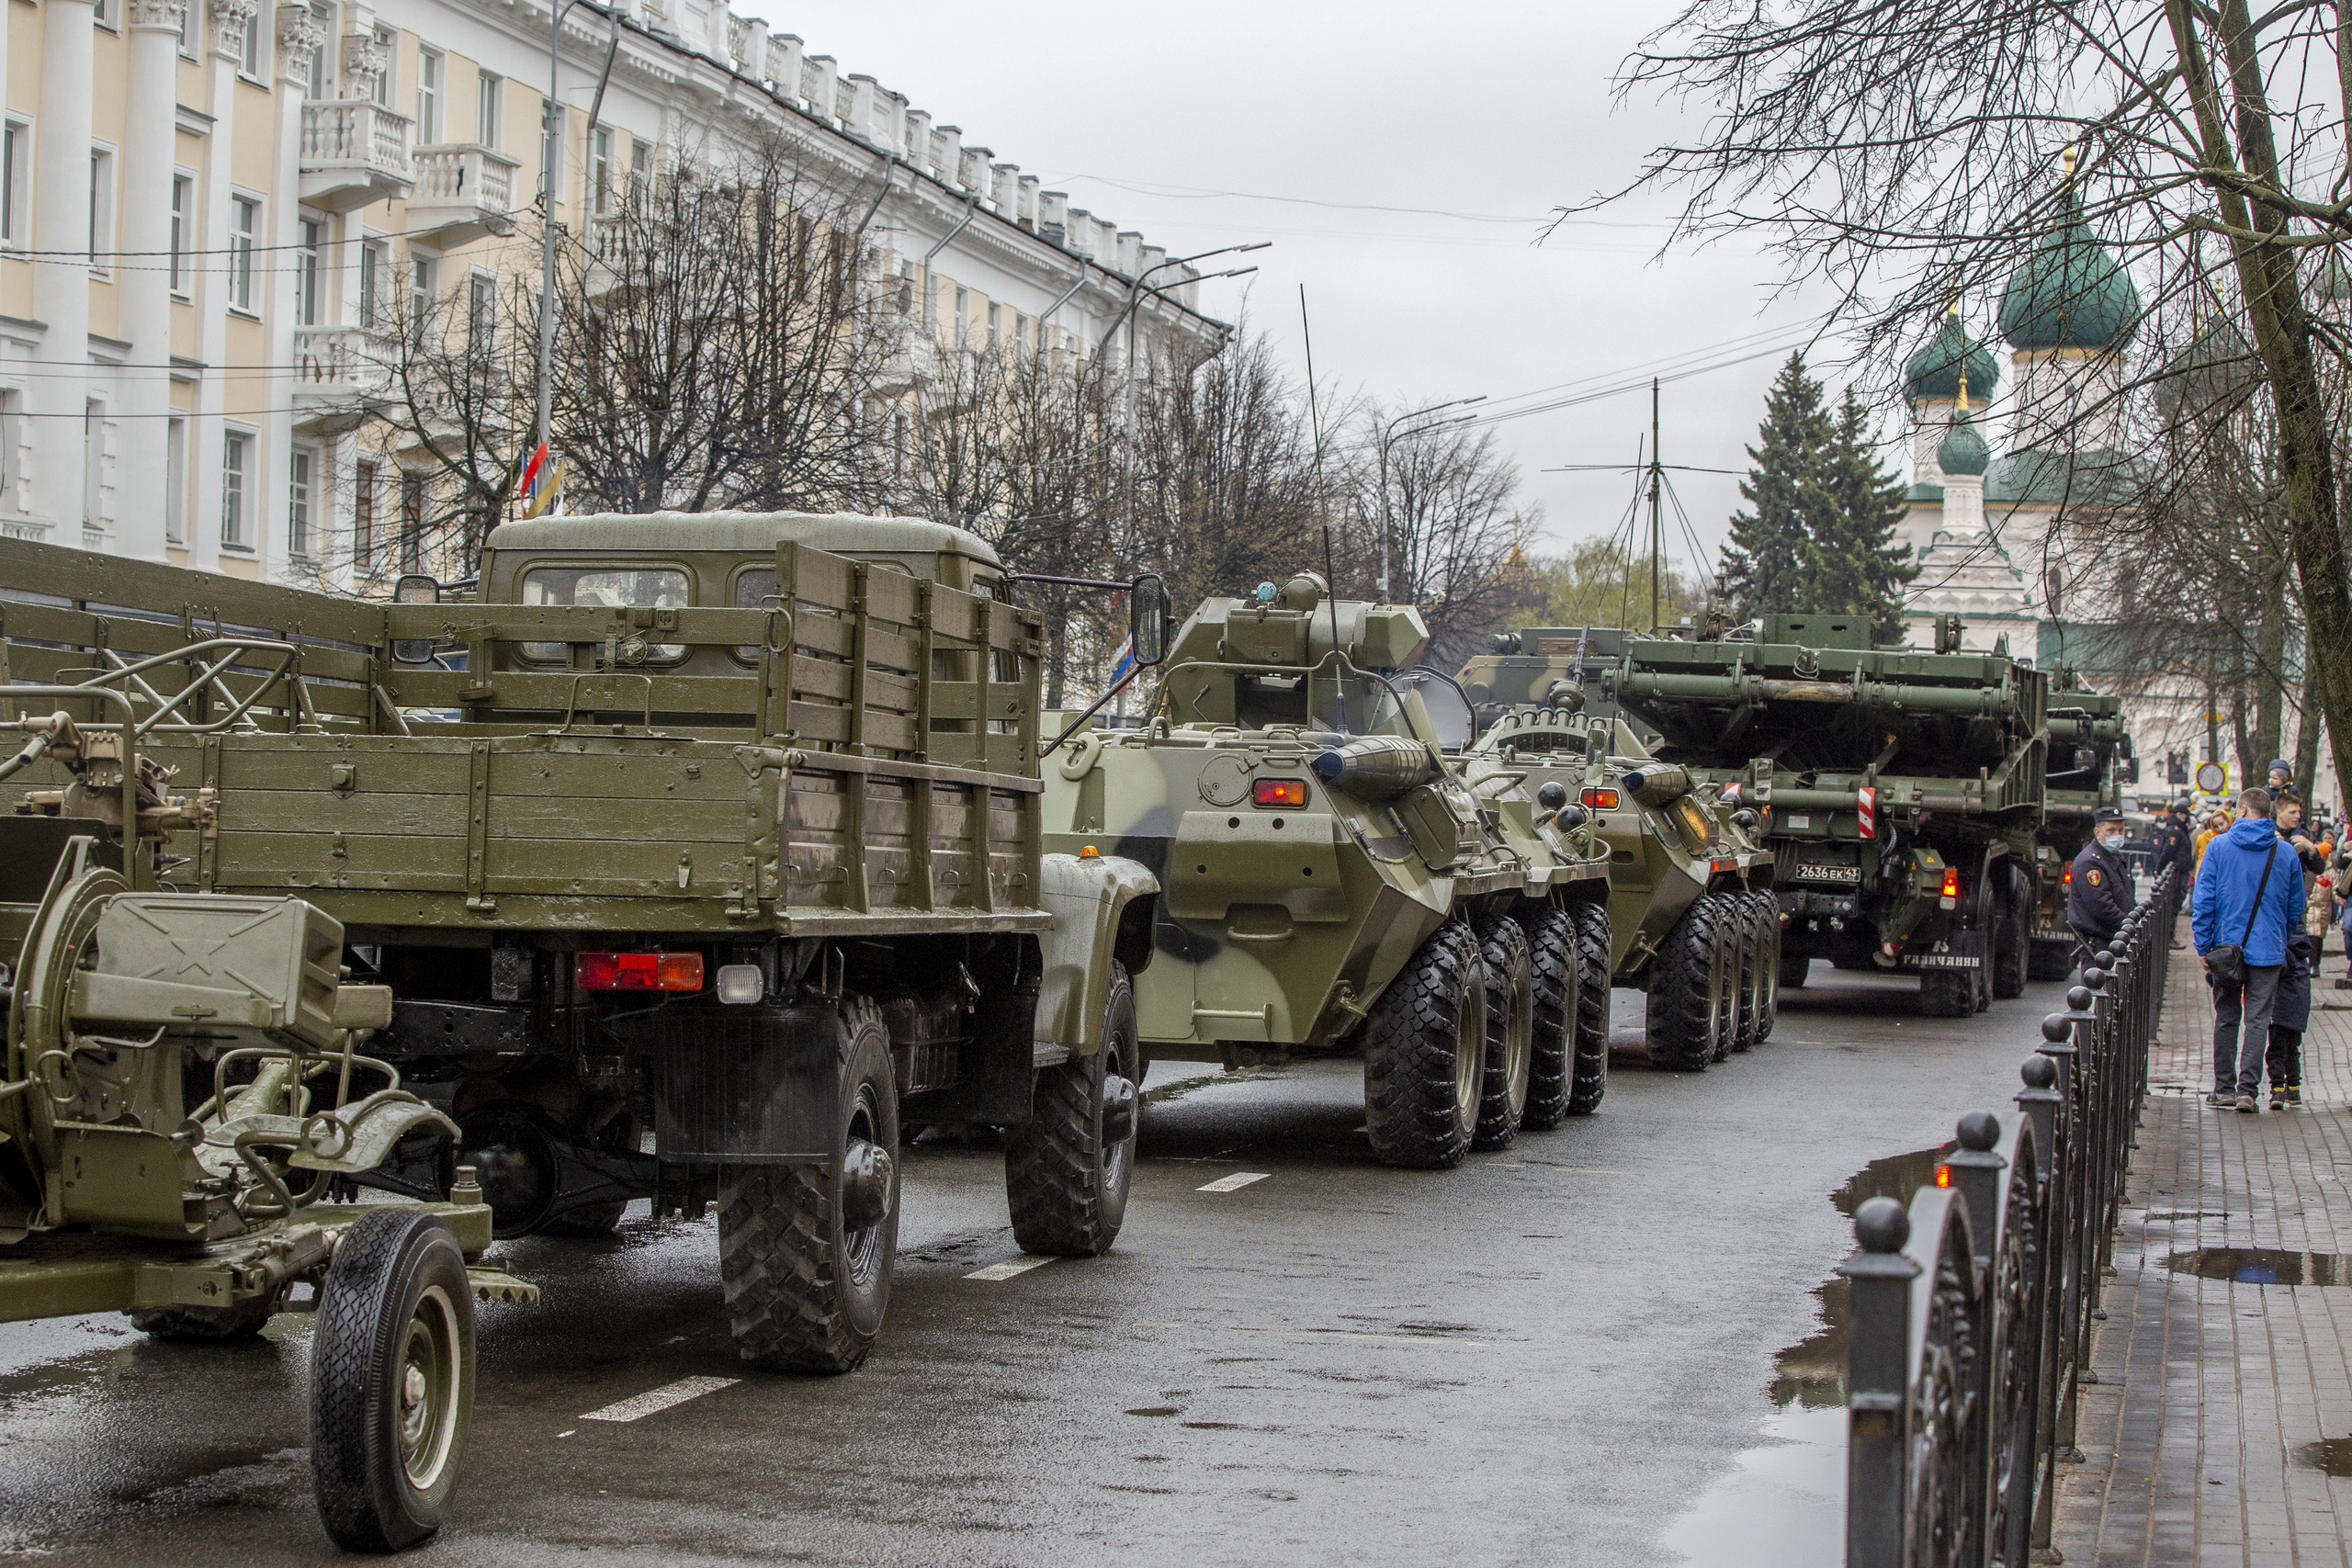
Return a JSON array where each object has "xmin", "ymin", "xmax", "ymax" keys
[
  {"xmin": 1129, "ymin": 574, "xmax": 1171, "ymax": 668},
  {"xmin": 390, "ymin": 574, "xmax": 441, "ymax": 666}
]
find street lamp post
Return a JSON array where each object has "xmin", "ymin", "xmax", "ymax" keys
[{"xmin": 1376, "ymin": 397, "xmax": 1486, "ymax": 604}]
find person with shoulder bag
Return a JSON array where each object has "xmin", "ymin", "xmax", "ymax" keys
[{"xmin": 2193, "ymin": 787, "xmax": 2307, "ymax": 1112}]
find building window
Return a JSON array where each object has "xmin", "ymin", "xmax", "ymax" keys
[
  {"xmin": 354, "ymin": 458, "xmax": 379, "ymax": 571},
  {"xmin": 628, "ymin": 138, "xmax": 652, "ymax": 214},
  {"xmin": 92, "ymin": 0, "xmax": 113, "ymax": 28},
  {"xmin": 228, "ymin": 196, "xmax": 258, "ymax": 312},
  {"xmin": 169, "ymin": 174, "xmax": 194, "ymax": 295},
  {"xmin": 986, "ymin": 301, "xmax": 1001, "ymax": 351},
  {"xmin": 178, "ymin": 1, "xmax": 197, "ymax": 58},
  {"xmin": 296, "ymin": 219, "xmax": 322, "ymax": 326},
  {"xmin": 399, "ymin": 470, "xmax": 426, "ymax": 570},
  {"xmin": 467, "ymin": 271, "xmax": 495, "ymax": 356},
  {"xmin": 220, "ymin": 432, "xmax": 251, "ymax": 547},
  {"xmin": 164, "ymin": 416, "xmax": 187, "ymax": 545},
  {"xmin": 953, "ymin": 286, "xmax": 967, "ymax": 347},
  {"xmin": 0, "ymin": 389, "xmax": 22, "ymax": 513},
  {"xmin": 87, "ymin": 147, "xmax": 114, "ymax": 274},
  {"xmin": 240, "ymin": 12, "xmax": 261, "ymax": 76},
  {"xmin": 592, "ymin": 126, "xmax": 613, "ymax": 215},
  {"xmin": 414, "ymin": 49, "xmax": 441, "ymax": 142},
  {"xmin": 83, "ymin": 398, "xmax": 105, "ymax": 527},
  {"xmin": 1, "ymin": 122, "xmax": 26, "ymax": 248},
  {"xmin": 370, "ymin": 27, "xmax": 394, "ymax": 105},
  {"xmin": 406, "ymin": 256, "xmax": 436, "ymax": 349},
  {"xmin": 477, "ymin": 72, "xmax": 501, "ymax": 145},
  {"xmin": 1013, "ymin": 310, "xmax": 1029, "ymax": 361},
  {"xmin": 288, "ymin": 447, "xmax": 315, "ymax": 558},
  {"xmin": 359, "ymin": 239, "xmax": 387, "ymax": 329},
  {"xmin": 305, "ymin": 3, "xmax": 333, "ymax": 96}
]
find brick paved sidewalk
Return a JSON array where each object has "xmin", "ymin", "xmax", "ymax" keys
[{"xmin": 2053, "ymin": 923, "xmax": 2352, "ymax": 1566}]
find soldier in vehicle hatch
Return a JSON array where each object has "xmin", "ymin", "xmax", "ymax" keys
[{"xmin": 2067, "ymin": 805, "xmax": 2137, "ymax": 962}]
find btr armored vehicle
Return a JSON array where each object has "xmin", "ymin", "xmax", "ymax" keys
[
  {"xmin": 0, "ymin": 513, "xmax": 1158, "ymax": 1378},
  {"xmin": 2035, "ymin": 679, "xmax": 2132, "ymax": 977},
  {"xmin": 1460, "ymin": 627, "xmax": 1778, "ymax": 1070},
  {"xmin": 1042, "ymin": 573, "xmax": 1612, "ymax": 1168},
  {"xmin": 1603, "ymin": 612, "xmax": 2049, "ymax": 1016}
]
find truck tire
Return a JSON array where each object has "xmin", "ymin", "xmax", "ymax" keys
[
  {"xmin": 1515, "ymin": 905, "xmax": 1577, "ymax": 1130},
  {"xmin": 1473, "ymin": 918, "xmax": 1533, "ymax": 1150},
  {"xmin": 1748, "ymin": 893, "xmax": 1781, "ymax": 1043},
  {"xmin": 2028, "ymin": 939, "xmax": 2075, "ymax": 982},
  {"xmin": 1006, "ymin": 963, "xmax": 1139, "ymax": 1256},
  {"xmin": 1567, "ymin": 897, "xmax": 1611, "ymax": 1115},
  {"xmin": 1646, "ymin": 900, "xmax": 1724, "ymax": 1071},
  {"xmin": 1729, "ymin": 897, "xmax": 1768, "ymax": 1053},
  {"xmin": 717, "ymin": 997, "xmax": 899, "ymax": 1373},
  {"xmin": 1991, "ymin": 882, "xmax": 2029, "ymax": 999},
  {"xmin": 1778, "ymin": 949, "xmax": 1810, "ymax": 990},
  {"xmin": 1363, "ymin": 919, "xmax": 1487, "ymax": 1169},
  {"xmin": 310, "ymin": 1209, "xmax": 474, "ymax": 1552}
]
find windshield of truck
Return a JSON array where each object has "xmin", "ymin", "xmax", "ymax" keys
[
  {"xmin": 517, "ymin": 567, "xmax": 689, "ymax": 662},
  {"xmin": 1366, "ymin": 669, "xmax": 1476, "ymax": 751}
]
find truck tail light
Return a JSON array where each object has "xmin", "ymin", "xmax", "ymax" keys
[
  {"xmin": 2063, "ymin": 865, "xmax": 2073, "ymax": 886},
  {"xmin": 1581, "ymin": 787, "xmax": 1621, "ymax": 810},
  {"xmin": 576, "ymin": 951, "xmax": 705, "ymax": 992},
  {"xmin": 1253, "ymin": 778, "xmax": 1308, "ymax": 808},
  {"xmin": 1939, "ymin": 868, "xmax": 1961, "ymax": 908}
]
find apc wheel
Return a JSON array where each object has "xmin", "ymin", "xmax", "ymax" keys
[
  {"xmin": 2028, "ymin": 939, "xmax": 2075, "ymax": 982},
  {"xmin": 1725, "ymin": 897, "xmax": 1764, "ymax": 1054},
  {"xmin": 310, "ymin": 1209, "xmax": 474, "ymax": 1553},
  {"xmin": 1515, "ymin": 906, "xmax": 1577, "ymax": 1130},
  {"xmin": 1566, "ymin": 898, "xmax": 1612, "ymax": 1114},
  {"xmin": 1707, "ymin": 897, "xmax": 1744, "ymax": 1063},
  {"xmin": 1748, "ymin": 893, "xmax": 1781, "ymax": 1043},
  {"xmin": 717, "ymin": 997, "xmax": 899, "ymax": 1373},
  {"xmin": 1007, "ymin": 963, "xmax": 1138, "ymax": 1256},
  {"xmin": 1473, "ymin": 918, "xmax": 1533, "ymax": 1150},
  {"xmin": 1363, "ymin": 919, "xmax": 1487, "ymax": 1169},
  {"xmin": 1647, "ymin": 900, "xmax": 1724, "ymax": 1071},
  {"xmin": 1778, "ymin": 950, "xmax": 1810, "ymax": 989}
]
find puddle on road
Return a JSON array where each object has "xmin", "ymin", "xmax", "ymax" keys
[
  {"xmin": 2167, "ymin": 1248, "xmax": 2352, "ymax": 1285},
  {"xmin": 1666, "ymin": 1143, "xmax": 1951, "ymax": 1563},
  {"xmin": 2300, "ymin": 1438, "xmax": 2352, "ymax": 1476}
]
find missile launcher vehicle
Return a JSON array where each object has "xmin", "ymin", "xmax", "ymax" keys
[{"xmin": 1041, "ymin": 573, "xmax": 1612, "ymax": 1168}]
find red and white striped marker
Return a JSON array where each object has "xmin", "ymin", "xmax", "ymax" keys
[{"xmin": 1857, "ymin": 786, "xmax": 1878, "ymax": 840}]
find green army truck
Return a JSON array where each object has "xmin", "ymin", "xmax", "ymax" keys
[
  {"xmin": 1459, "ymin": 627, "xmax": 1778, "ymax": 1070},
  {"xmin": 2033, "ymin": 680, "xmax": 2132, "ymax": 978},
  {"xmin": 1602, "ymin": 612, "xmax": 2049, "ymax": 1018},
  {"xmin": 1041, "ymin": 573, "xmax": 1613, "ymax": 1168},
  {"xmin": 0, "ymin": 513, "xmax": 1161, "ymax": 1376}
]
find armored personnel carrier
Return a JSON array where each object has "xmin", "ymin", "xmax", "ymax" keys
[
  {"xmin": 0, "ymin": 514, "xmax": 1159, "ymax": 1376},
  {"xmin": 1605, "ymin": 612, "xmax": 2048, "ymax": 1017},
  {"xmin": 1041, "ymin": 573, "xmax": 1612, "ymax": 1168},
  {"xmin": 2035, "ymin": 680, "xmax": 2132, "ymax": 977},
  {"xmin": 1459, "ymin": 628, "xmax": 1778, "ymax": 1070}
]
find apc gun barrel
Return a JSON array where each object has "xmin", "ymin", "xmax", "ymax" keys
[
  {"xmin": 1311, "ymin": 736, "xmax": 1442, "ymax": 801},
  {"xmin": 1621, "ymin": 765, "xmax": 1690, "ymax": 807},
  {"xmin": 1615, "ymin": 671, "xmax": 2017, "ymax": 716}
]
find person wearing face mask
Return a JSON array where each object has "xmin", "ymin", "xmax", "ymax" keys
[{"xmin": 2067, "ymin": 805, "xmax": 2137, "ymax": 966}]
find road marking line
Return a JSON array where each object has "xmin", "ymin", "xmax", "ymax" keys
[
  {"xmin": 557, "ymin": 1429, "xmax": 577, "ymax": 1438},
  {"xmin": 580, "ymin": 1376, "xmax": 740, "ymax": 1424},
  {"xmin": 966, "ymin": 1256, "xmax": 1056, "ymax": 1281},
  {"xmin": 1198, "ymin": 1171, "xmax": 1270, "ymax": 1192}
]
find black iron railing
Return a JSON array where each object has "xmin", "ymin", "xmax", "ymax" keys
[{"xmin": 1843, "ymin": 867, "xmax": 2173, "ymax": 1567}]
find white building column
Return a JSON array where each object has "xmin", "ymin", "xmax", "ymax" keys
[
  {"xmin": 27, "ymin": 0, "xmax": 96, "ymax": 536},
  {"xmin": 189, "ymin": 0, "xmax": 256, "ymax": 572},
  {"xmin": 260, "ymin": 2, "xmax": 321, "ymax": 582},
  {"xmin": 117, "ymin": 0, "xmax": 187, "ymax": 561}
]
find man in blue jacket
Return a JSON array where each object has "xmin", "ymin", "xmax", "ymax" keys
[{"xmin": 2194, "ymin": 787, "xmax": 2308, "ymax": 1112}]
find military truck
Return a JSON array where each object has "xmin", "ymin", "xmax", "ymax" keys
[
  {"xmin": 1602, "ymin": 612, "xmax": 2048, "ymax": 1017},
  {"xmin": 1459, "ymin": 627, "xmax": 1779, "ymax": 1071},
  {"xmin": 2034, "ymin": 681, "xmax": 2132, "ymax": 978},
  {"xmin": 1041, "ymin": 573, "xmax": 1612, "ymax": 1168},
  {"xmin": 0, "ymin": 513, "xmax": 1160, "ymax": 1375}
]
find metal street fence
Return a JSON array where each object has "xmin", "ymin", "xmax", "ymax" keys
[{"xmin": 1843, "ymin": 868, "xmax": 2175, "ymax": 1567}]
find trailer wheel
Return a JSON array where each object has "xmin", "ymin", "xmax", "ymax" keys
[
  {"xmin": 310, "ymin": 1209, "xmax": 474, "ymax": 1552},
  {"xmin": 1748, "ymin": 893, "xmax": 1781, "ymax": 1043},
  {"xmin": 717, "ymin": 997, "xmax": 899, "ymax": 1373},
  {"xmin": 129, "ymin": 1293, "xmax": 279, "ymax": 1342},
  {"xmin": 1006, "ymin": 963, "xmax": 1138, "ymax": 1256},
  {"xmin": 1363, "ymin": 919, "xmax": 1487, "ymax": 1168},
  {"xmin": 1472, "ymin": 917, "xmax": 1533, "ymax": 1150},
  {"xmin": 1567, "ymin": 898, "xmax": 1612, "ymax": 1114},
  {"xmin": 1646, "ymin": 899, "xmax": 1724, "ymax": 1071}
]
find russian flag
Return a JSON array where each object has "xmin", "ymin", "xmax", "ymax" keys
[{"xmin": 1109, "ymin": 639, "xmax": 1137, "ymax": 686}]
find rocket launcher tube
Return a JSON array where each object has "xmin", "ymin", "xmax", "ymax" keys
[
  {"xmin": 1615, "ymin": 671, "xmax": 2017, "ymax": 716},
  {"xmin": 1310, "ymin": 736, "xmax": 1443, "ymax": 802},
  {"xmin": 1622, "ymin": 765, "xmax": 1691, "ymax": 807}
]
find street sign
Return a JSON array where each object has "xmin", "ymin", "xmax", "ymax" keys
[{"xmin": 2194, "ymin": 760, "xmax": 2228, "ymax": 794}]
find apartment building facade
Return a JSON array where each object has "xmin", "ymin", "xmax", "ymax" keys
[{"xmin": 0, "ymin": 0, "xmax": 1217, "ymax": 585}]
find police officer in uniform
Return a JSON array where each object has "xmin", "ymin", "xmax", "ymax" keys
[{"xmin": 2068, "ymin": 805, "xmax": 2137, "ymax": 964}]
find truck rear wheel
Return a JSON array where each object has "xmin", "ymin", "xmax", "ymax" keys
[
  {"xmin": 1647, "ymin": 900, "xmax": 1724, "ymax": 1071},
  {"xmin": 1472, "ymin": 918, "xmax": 1532, "ymax": 1150},
  {"xmin": 1567, "ymin": 899, "xmax": 1611, "ymax": 1114},
  {"xmin": 717, "ymin": 997, "xmax": 899, "ymax": 1374},
  {"xmin": 1516, "ymin": 906, "xmax": 1577, "ymax": 1129},
  {"xmin": 2028, "ymin": 939, "xmax": 2075, "ymax": 981},
  {"xmin": 1363, "ymin": 919, "xmax": 1487, "ymax": 1168},
  {"xmin": 1991, "ymin": 882, "xmax": 2030, "ymax": 999},
  {"xmin": 1006, "ymin": 963, "xmax": 1138, "ymax": 1256}
]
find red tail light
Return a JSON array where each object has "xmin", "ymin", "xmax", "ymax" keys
[
  {"xmin": 1940, "ymin": 868, "xmax": 1961, "ymax": 899},
  {"xmin": 1581, "ymin": 787, "xmax": 1621, "ymax": 810},
  {"xmin": 2063, "ymin": 865, "xmax": 2073, "ymax": 886},
  {"xmin": 1253, "ymin": 778, "xmax": 1308, "ymax": 808},
  {"xmin": 576, "ymin": 951, "xmax": 705, "ymax": 991}
]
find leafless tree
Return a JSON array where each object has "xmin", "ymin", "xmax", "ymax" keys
[{"xmin": 1353, "ymin": 413, "xmax": 1545, "ymax": 669}]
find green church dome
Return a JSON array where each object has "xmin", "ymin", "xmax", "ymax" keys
[
  {"xmin": 1936, "ymin": 411, "xmax": 1990, "ymax": 478},
  {"xmin": 1997, "ymin": 187, "xmax": 2139, "ymax": 351},
  {"xmin": 1904, "ymin": 309, "xmax": 2002, "ymax": 401}
]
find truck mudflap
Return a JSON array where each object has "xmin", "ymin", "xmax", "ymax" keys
[{"xmin": 1034, "ymin": 852, "xmax": 1159, "ymax": 1055}]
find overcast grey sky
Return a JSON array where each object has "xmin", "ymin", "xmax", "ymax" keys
[{"xmin": 788, "ymin": 0, "xmax": 1857, "ymax": 585}]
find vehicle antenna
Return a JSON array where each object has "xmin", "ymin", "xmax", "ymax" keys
[{"xmin": 1324, "ymin": 524, "xmax": 1348, "ymax": 734}]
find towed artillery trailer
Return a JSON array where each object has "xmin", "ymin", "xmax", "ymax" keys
[
  {"xmin": 0, "ymin": 513, "xmax": 1159, "ymax": 1386},
  {"xmin": 2034, "ymin": 682, "xmax": 2132, "ymax": 978},
  {"xmin": 1042, "ymin": 572, "xmax": 1612, "ymax": 1168},
  {"xmin": 1458, "ymin": 627, "xmax": 1779, "ymax": 1071},
  {"xmin": 1602, "ymin": 613, "xmax": 2048, "ymax": 1017}
]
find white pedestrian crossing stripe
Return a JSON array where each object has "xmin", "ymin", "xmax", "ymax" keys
[
  {"xmin": 581, "ymin": 1376, "xmax": 740, "ymax": 1424},
  {"xmin": 966, "ymin": 1256, "xmax": 1057, "ymax": 1281},
  {"xmin": 1198, "ymin": 1171, "xmax": 1271, "ymax": 1192}
]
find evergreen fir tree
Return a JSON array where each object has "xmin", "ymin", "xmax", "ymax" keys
[
  {"xmin": 1808, "ymin": 389, "xmax": 1918, "ymax": 640},
  {"xmin": 1720, "ymin": 354, "xmax": 1834, "ymax": 621}
]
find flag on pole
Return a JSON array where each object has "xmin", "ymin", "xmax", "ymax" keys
[
  {"xmin": 519, "ymin": 439, "xmax": 561, "ymax": 518},
  {"xmin": 525, "ymin": 460, "xmax": 567, "ymax": 519},
  {"xmin": 1109, "ymin": 638, "xmax": 1137, "ymax": 686}
]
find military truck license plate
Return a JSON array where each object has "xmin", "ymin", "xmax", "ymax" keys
[
  {"xmin": 1795, "ymin": 863, "xmax": 1860, "ymax": 885},
  {"xmin": 1898, "ymin": 953, "xmax": 1981, "ymax": 970}
]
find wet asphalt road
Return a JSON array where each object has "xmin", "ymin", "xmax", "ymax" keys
[{"xmin": 0, "ymin": 964, "xmax": 2086, "ymax": 1567}]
